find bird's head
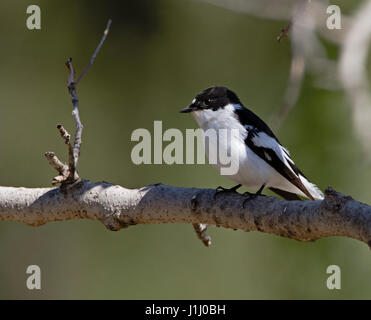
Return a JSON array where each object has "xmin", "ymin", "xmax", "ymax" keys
[{"xmin": 180, "ymin": 86, "xmax": 242, "ymax": 114}]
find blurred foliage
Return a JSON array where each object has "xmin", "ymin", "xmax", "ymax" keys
[{"xmin": 0, "ymin": 0, "xmax": 370, "ymax": 299}]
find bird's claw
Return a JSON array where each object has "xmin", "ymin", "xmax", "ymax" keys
[
  {"xmin": 242, "ymin": 191, "xmax": 265, "ymax": 208},
  {"xmin": 213, "ymin": 184, "xmax": 241, "ymax": 200}
]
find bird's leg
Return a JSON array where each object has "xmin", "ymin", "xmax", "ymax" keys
[
  {"xmin": 256, "ymin": 183, "xmax": 266, "ymax": 195},
  {"xmin": 214, "ymin": 184, "xmax": 242, "ymax": 200},
  {"xmin": 242, "ymin": 183, "xmax": 266, "ymax": 208}
]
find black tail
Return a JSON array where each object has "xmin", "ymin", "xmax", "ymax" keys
[{"xmin": 269, "ymin": 187, "xmax": 301, "ymax": 201}]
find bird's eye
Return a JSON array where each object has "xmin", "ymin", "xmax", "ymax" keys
[{"xmin": 204, "ymin": 99, "xmax": 211, "ymax": 106}]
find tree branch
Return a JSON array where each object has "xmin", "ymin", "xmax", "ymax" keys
[{"xmin": 0, "ymin": 183, "xmax": 370, "ymax": 247}]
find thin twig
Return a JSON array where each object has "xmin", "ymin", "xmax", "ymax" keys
[
  {"xmin": 44, "ymin": 152, "xmax": 69, "ymax": 185},
  {"xmin": 277, "ymin": 0, "xmax": 311, "ymax": 42},
  {"xmin": 277, "ymin": 21, "xmax": 293, "ymax": 42},
  {"xmin": 75, "ymin": 19, "xmax": 112, "ymax": 85},
  {"xmin": 65, "ymin": 58, "xmax": 81, "ymax": 181},
  {"xmin": 57, "ymin": 124, "xmax": 74, "ymax": 173},
  {"xmin": 44, "ymin": 152, "xmax": 68, "ymax": 175},
  {"xmin": 56, "ymin": 124, "xmax": 71, "ymax": 144}
]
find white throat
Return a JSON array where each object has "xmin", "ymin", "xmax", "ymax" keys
[{"xmin": 192, "ymin": 103, "xmax": 243, "ymax": 131}]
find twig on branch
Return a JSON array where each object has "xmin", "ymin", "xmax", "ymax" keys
[
  {"xmin": 65, "ymin": 19, "xmax": 111, "ymax": 181},
  {"xmin": 65, "ymin": 58, "xmax": 83, "ymax": 182},
  {"xmin": 0, "ymin": 183, "xmax": 370, "ymax": 248},
  {"xmin": 44, "ymin": 152, "xmax": 69, "ymax": 185},
  {"xmin": 56, "ymin": 124, "xmax": 71, "ymax": 144},
  {"xmin": 191, "ymin": 191, "xmax": 212, "ymax": 245},
  {"xmin": 45, "ymin": 19, "xmax": 112, "ymax": 185},
  {"xmin": 193, "ymin": 223, "xmax": 212, "ymax": 247},
  {"xmin": 56, "ymin": 124, "xmax": 74, "ymax": 172}
]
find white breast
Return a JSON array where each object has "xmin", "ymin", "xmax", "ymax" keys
[{"xmin": 191, "ymin": 104, "xmax": 279, "ymax": 189}]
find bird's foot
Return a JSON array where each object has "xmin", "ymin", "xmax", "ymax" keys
[
  {"xmin": 242, "ymin": 191, "xmax": 258, "ymax": 208},
  {"xmin": 213, "ymin": 184, "xmax": 242, "ymax": 200},
  {"xmin": 242, "ymin": 184, "xmax": 266, "ymax": 208}
]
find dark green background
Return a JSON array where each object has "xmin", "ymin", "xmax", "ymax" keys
[{"xmin": 0, "ymin": 0, "xmax": 370, "ymax": 299}]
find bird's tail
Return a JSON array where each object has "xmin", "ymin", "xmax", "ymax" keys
[
  {"xmin": 269, "ymin": 187, "xmax": 301, "ymax": 201},
  {"xmin": 269, "ymin": 175, "xmax": 324, "ymax": 201},
  {"xmin": 299, "ymin": 174, "xmax": 324, "ymax": 200}
]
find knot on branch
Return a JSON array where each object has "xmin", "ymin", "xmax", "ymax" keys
[
  {"xmin": 102, "ymin": 213, "xmax": 138, "ymax": 232},
  {"xmin": 322, "ymin": 187, "xmax": 353, "ymax": 213}
]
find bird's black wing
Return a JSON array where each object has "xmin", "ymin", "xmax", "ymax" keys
[
  {"xmin": 234, "ymin": 106, "xmax": 281, "ymax": 142},
  {"xmin": 234, "ymin": 106, "xmax": 314, "ymax": 200}
]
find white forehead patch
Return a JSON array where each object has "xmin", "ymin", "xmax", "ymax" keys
[{"xmin": 192, "ymin": 98, "xmax": 196, "ymax": 104}]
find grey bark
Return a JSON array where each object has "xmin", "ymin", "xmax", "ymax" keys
[{"xmin": 0, "ymin": 181, "xmax": 370, "ymax": 247}]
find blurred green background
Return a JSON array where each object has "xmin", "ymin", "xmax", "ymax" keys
[{"xmin": 0, "ymin": 0, "xmax": 370, "ymax": 299}]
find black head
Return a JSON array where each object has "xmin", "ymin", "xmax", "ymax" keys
[{"xmin": 180, "ymin": 86, "xmax": 242, "ymax": 113}]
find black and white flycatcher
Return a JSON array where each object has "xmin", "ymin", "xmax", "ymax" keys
[{"xmin": 180, "ymin": 86, "xmax": 324, "ymax": 201}]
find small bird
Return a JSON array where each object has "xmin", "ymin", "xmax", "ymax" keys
[{"xmin": 180, "ymin": 86, "xmax": 324, "ymax": 201}]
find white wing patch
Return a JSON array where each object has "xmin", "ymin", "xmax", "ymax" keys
[
  {"xmin": 251, "ymin": 132, "xmax": 297, "ymax": 175},
  {"xmin": 264, "ymin": 151, "xmax": 272, "ymax": 161}
]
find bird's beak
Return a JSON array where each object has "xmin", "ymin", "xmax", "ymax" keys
[
  {"xmin": 180, "ymin": 104, "xmax": 196, "ymax": 113},
  {"xmin": 180, "ymin": 107, "xmax": 193, "ymax": 113}
]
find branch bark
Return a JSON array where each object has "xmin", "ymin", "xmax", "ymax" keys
[{"xmin": 0, "ymin": 182, "xmax": 370, "ymax": 247}]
